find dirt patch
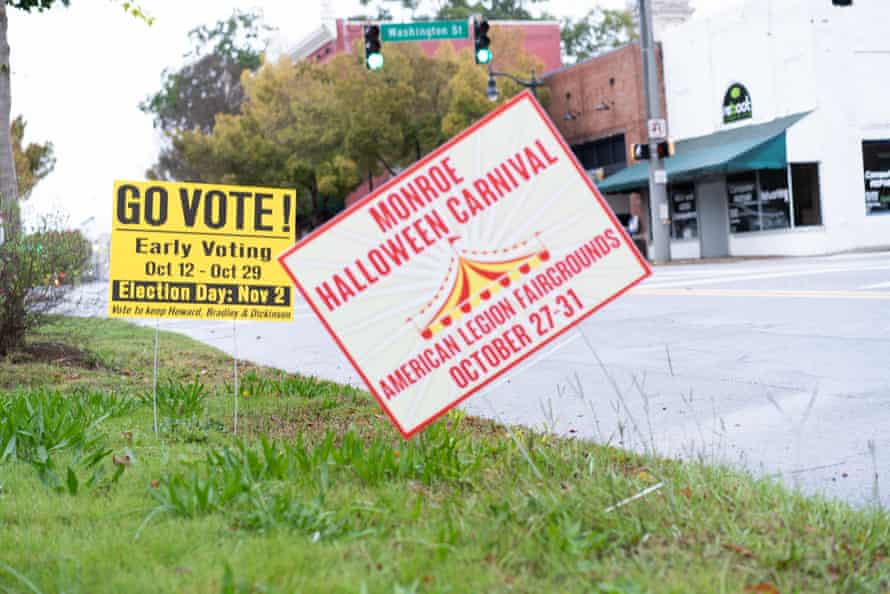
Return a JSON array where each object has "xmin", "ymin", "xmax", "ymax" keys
[{"xmin": 8, "ymin": 341, "xmax": 104, "ymax": 369}]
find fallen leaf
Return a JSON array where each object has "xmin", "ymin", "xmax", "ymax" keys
[
  {"xmin": 112, "ymin": 455, "xmax": 131, "ymax": 466},
  {"xmin": 121, "ymin": 431, "xmax": 133, "ymax": 443},
  {"xmin": 744, "ymin": 583, "xmax": 779, "ymax": 594},
  {"xmin": 120, "ymin": 369, "xmax": 133, "ymax": 376},
  {"xmin": 679, "ymin": 487, "xmax": 693, "ymax": 499},
  {"xmin": 723, "ymin": 543, "xmax": 754, "ymax": 558},
  {"xmin": 150, "ymin": 479, "xmax": 160, "ymax": 488}
]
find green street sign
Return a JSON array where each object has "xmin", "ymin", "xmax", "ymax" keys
[{"xmin": 380, "ymin": 20, "xmax": 469, "ymax": 42}]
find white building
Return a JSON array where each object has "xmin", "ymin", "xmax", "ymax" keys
[
  {"xmin": 600, "ymin": 0, "xmax": 890, "ymax": 258},
  {"xmin": 626, "ymin": 0, "xmax": 695, "ymax": 40}
]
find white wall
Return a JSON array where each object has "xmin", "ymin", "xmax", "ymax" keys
[
  {"xmin": 663, "ymin": 0, "xmax": 817, "ymax": 141},
  {"xmin": 662, "ymin": 0, "xmax": 890, "ymax": 255},
  {"xmin": 670, "ymin": 239, "xmax": 700, "ymax": 260},
  {"xmin": 808, "ymin": 0, "xmax": 890, "ymax": 252}
]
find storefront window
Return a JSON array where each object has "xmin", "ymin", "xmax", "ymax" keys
[
  {"xmin": 759, "ymin": 170, "xmax": 791, "ymax": 231},
  {"xmin": 571, "ymin": 134, "xmax": 627, "ymax": 177},
  {"xmin": 728, "ymin": 170, "xmax": 791, "ymax": 233},
  {"xmin": 863, "ymin": 140, "xmax": 890, "ymax": 215},
  {"xmin": 791, "ymin": 163, "xmax": 821, "ymax": 226},
  {"xmin": 669, "ymin": 184, "xmax": 698, "ymax": 240},
  {"xmin": 727, "ymin": 173, "xmax": 760, "ymax": 233}
]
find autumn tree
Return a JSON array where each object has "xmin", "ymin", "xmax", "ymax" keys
[
  {"xmin": 141, "ymin": 9, "xmax": 271, "ymax": 181},
  {"xmin": 174, "ymin": 27, "xmax": 542, "ymax": 234},
  {"xmin": 12, "ymin": 115, "xmax": 54, "ymax": 201}
]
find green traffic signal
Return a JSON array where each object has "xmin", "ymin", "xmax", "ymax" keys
[
  {"xmin": 474, "ymin": 19, "xmax": 491, "ymax": 65},
  {"xmin": 366, "ymin": 52, "xmax": 384, "ymax": 71},
  {"xmin": 364, "ymin": 24, "xmax": 383, "ymax": 71}
]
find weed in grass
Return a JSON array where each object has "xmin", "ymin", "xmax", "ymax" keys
[
  {"xmin": 140, "ymin": 378, "xmax": 207, "ymax": 430},
  {"xmin": 220, "ymin": 563, "xmax": 282, "ymax": 594},
  {"xmin": 145, "ymin": 416, "xmax": 485, "ymax": 540},
  {"xmin": 0, "ymin": 388, "xmax": 121, "ymax": 463},
  {"xmin": 0, "ymin": 387, "xmax": 134, "ymax": 493},
  {"xmin": 234, "ymin": 371, "xmax": 331, "ymax": 401}
]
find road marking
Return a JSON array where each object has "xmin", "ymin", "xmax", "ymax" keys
[
  {"xmin": 652, "ymin": 253, "xmax": 890, "ymax": 281},
  {"xmin": 632, "ymin": 288, "xmax": 890, "ymax": 300},
  {"xmin": 859, "ymin": 280, "xmax": 890, "ymax": 290},
  {"xmin": 645, "ymin": 263, "xmax": 890, "ymax": 289}
]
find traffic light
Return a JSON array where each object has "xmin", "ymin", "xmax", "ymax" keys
[
  {"xmin": 474, "ymin": 19, "xmax": 492, "ymax": 64},
  {"xmin": 630, "ymin": 141, "xmax": 675, "ymax": 162},
  {"xmin": 364, "ymin": 25, "xmax": 383, "ymax": 70}
]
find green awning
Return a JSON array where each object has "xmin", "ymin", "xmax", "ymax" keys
[{"xmin": 596, "ymin": 112, "xmax": 809, "ymax": 194}]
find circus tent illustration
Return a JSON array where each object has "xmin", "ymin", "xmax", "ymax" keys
[{"xmin": 414, "ymin": 236, "xmax": 550, "ymax": 340}]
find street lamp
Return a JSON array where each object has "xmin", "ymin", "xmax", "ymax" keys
[{"xmin": 485, "ymin": 65, "xmax": 543, "ymax": 102}]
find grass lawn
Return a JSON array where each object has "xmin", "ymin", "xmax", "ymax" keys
[{"xmin": 1, "ymin": 316, "xmax": 888, "ymax": 594}]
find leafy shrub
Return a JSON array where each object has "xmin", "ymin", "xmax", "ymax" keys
[{"xmin": 0, "ymin": 223, "xmax": 92, "ymax": 355}]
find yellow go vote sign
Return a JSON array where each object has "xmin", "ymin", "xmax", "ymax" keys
[{"xmin": 109, "ymin": 180, "xmax": 296, "ymax": 321}]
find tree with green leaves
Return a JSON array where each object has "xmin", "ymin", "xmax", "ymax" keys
[
  {"xmin": 0, "ymin": 0, "xmax": 151, "ymax": 355},
  {"xmin": 173, "ymin": 27, "xmax": 544, "ymax": 234},
  {"xmin": 560, "ymin": 7, "xmax": 637, "ymax": 63},
  {"xmin": 141, "ymin": 9, "xmax": 272, "ymax": 181}
]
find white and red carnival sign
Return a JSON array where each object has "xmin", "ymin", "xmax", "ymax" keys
[{"xmin": 279, "ymin": 91, "xmax": 650, "ymax": 438}]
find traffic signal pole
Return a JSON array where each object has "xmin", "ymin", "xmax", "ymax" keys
[{"xmin": 639, "ymin": 0, "xmax": 671, "ymax": 264}]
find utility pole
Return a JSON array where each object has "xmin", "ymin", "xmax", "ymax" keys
[{"xmin": 638, "ymin": 0, "xmax": 671, "ymax": 264}]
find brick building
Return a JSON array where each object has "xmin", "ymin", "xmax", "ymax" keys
[{"xmin": 543, "ymin": 43, "xmax": 667, "ymax": 253}]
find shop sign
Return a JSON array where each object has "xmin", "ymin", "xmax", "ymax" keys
[
  {"xmin": 723, "ymin": 83, "xmax": 752, "ymax": 124},
  {"xmin": 109, "ymin": 180, "xmax": 296, "ymax": 321},
  {"xmin": 278, "ymin": 92, "xmax": 651, "ymax": 438}
]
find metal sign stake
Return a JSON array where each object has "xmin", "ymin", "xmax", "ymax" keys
[
  {"xmin": 233, "ymin": 319, "xmax": 239, "ymax": 435},
  {"xmin": 152, "ymin": 319, "xmax": 160, "ymax": 437}
]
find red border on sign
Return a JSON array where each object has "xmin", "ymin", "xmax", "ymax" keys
[{"xmin": 278, "ymin": 90, "xmax": 652, "ymax": 439}]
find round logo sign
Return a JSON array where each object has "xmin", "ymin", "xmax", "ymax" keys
[{"xmin": 723, "ymin": 83, "xmax": 752, "ymax": 124}]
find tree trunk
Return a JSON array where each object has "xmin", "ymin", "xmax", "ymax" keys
[
  {"xmin": 0, "ymin": 3, "xmax": 17, "ymax": 244},
  {"xmin": 0, "ymin": 4, "xmax": 23, "ymax": 356}
]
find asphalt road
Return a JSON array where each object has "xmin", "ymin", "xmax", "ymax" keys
[{"xmin": 61, "ymin": 250, "xmax": 890, "ymax": 507}]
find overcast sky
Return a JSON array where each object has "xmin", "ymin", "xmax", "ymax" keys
[{"xmin": 10, "ymin": 0, "xmax": 719, "ymax": 236}]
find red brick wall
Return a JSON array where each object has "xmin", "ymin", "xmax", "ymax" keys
[{"xmin": 543, "ymin": 43, "xmax": 666, "ymax": 158}]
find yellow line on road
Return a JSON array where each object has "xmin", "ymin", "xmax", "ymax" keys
[{"xmin": 631, "ymin": 288, "xmax": 890, "ymax": 300}]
